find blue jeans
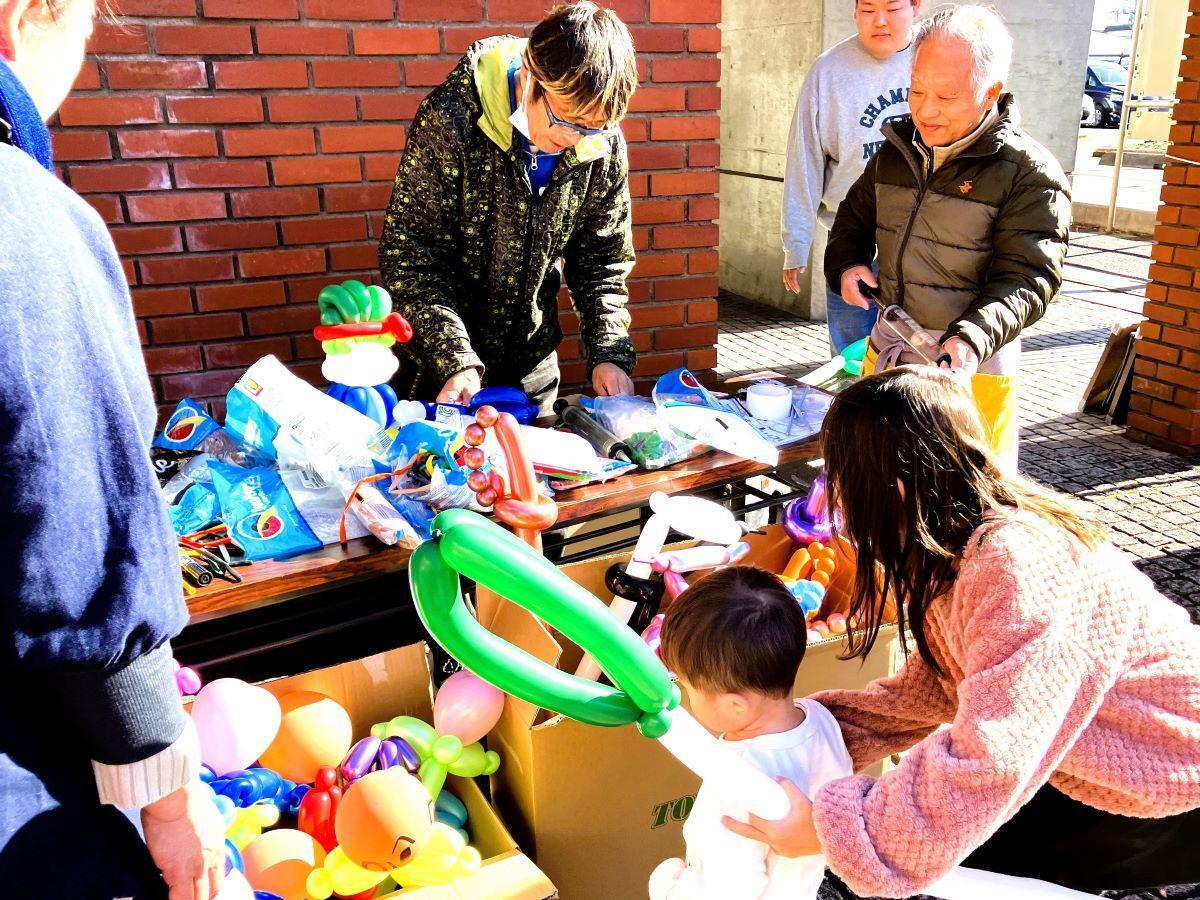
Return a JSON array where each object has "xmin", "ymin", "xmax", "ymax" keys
[{"xmin": 826, "ymin": 282, "xmax": 879, "ymax": 355}]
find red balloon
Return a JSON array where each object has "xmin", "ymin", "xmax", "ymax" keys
[
  {"xmin": 494, "ymin": 496, "xmax": 558, "ymax": 532},
  {"xmin": 463, "ymin": 423, "xmax": 486, "ymax": 447},
  {"xmin": 474, "ymin": 405, "xmax": 499, "ymax": 428},
  {"xmin": 462, "ymin": 447, "xmax": 486, "ymax": 470},
  {"xmin": 476, "ymin": 488, "xmax": 498, "ymax": 507},
  {"xmin": 466, "ymin": 470, "xmax": 489, "ymax": 492},
  {"xmin": 297, "ymin": 766, "xmax": 341, "ymax": 852},
  {"xmin": 488, "ymin": 472, "xmax": 506, "ymax": 496}
]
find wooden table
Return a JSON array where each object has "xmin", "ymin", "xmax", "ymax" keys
[{"xmin": 185, "ymin": 434, "xmax": 821, "ymax": 626}]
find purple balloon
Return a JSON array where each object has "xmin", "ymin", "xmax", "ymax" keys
[
  {"xmin": 175, "ymin": 666, "xmax": 203, "ymax": 697},
  {"xmin": 376, "ymin": 739, "xmax": 401, "ymax": 771},
  {"xmin": 386, "ymin": 737, "xmax": 422, "ymax": 775},
  {"xmin": 782, "ymin": 492, "xmax": 832, "ymax": 546},
  {"xmin": 340, "ymin": 736, "xmax": 381, "ymax": 783}
]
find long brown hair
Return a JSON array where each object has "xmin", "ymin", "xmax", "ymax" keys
[{"xmin": 821, "ymin": 367, "xmax": 1104, "ymax": 672}]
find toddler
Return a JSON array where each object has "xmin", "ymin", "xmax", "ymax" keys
[{"xmin": 649, "ymin": 566, "xmax": 852, "ymax": 899}]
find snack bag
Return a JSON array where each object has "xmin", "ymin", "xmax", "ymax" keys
[
  {"xmin": 210, "ymin": 461, "xmax": 321, "ymax": 561},
  {"xmin": 154, "ymin": 399, "xmax": 220, "ymax": 451}
]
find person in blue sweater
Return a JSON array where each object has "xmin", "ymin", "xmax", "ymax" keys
[{"xmin": 0, "ymin": 0, "xmax": 224, "ymax": 897}]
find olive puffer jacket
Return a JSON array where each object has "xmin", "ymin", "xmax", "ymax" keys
[
  {"xmin": 825, "ymin": 95, "xmax": 1071, "ymax": 362},
  {"xmin": 379, "ymin": 37, "xmax": 636, "ymax": 393}
]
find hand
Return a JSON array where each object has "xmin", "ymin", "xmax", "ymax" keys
[
  {"xmin": 782, "ymin": 267, "xmax": 806, "ymax": 293},
  {"xmin": 721, "ymin": 778, "xmax": 822, "ymax": 859},
  {"xmin": 940, "ymin": 336, "xmax": 980, "ymax": 376},
  {"xmin": 592, "ymin": 362, "xmax": 634, "ymax": 397},
  {"xmin": 839, "ymin": 266, "xmax": 877, "ymax": 310},
  {"xmin": 437, "ymin": 368, "xmax": 481, "ymax": 405},
  {"xmin": 142, "ymin": 780, "xmax": 226, "ymax": 900}
]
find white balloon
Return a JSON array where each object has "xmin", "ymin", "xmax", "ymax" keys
[
  {"xmin": 322, "ymin": 343, "xmax": 399, "ymax": 388},
  {"xmin": 648, "ymin": 492, "xmax": 742, "ymax": 546},
  {"xmin": 215, "ymin": 868, "xmax": 254, "ymax": 900}
]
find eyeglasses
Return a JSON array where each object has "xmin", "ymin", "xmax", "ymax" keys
[{"xmin": 541, "ymin": 95, "xmax": 612, "ymax": 138}]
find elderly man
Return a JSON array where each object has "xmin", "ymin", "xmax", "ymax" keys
[{"xmin": 825, "ymin": 4, "xmax": 1070, "ymax": 463}]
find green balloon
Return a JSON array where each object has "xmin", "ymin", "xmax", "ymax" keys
[
  {"xmin": 408, "ymin": 510, "xmax": 679, "ymax": 738},
  {"xmin": 367, "ymin": 284, "xmax": 392, "ymax": 320},
  {"xmin": 376, "ymin": 715, "xmax": 499, "ymax": 798},
  {"xmin": 317, "ymin": 284, "xmax": 358, "ymax": 323}
]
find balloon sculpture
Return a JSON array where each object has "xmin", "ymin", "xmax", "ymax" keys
[
  {"xmin": 408, "ymin": 508, "xmax": 791, "ymax": 820},
  {"xmin": 340, "ymin": 735, "xmax": 421, "ymax": 784},
  {"xmin": 781, "ymin": 472, "xmax": 833, "ymax": 545},
  {"xmin": 369, "ymin": 715, "xmax": 500, "ymax": 800},
  {"xmin": 314, "ymin": 280, "xmax": 412, "ymax": 427},
  {"xmin": 462, "ymin": 405, "xmax": 557, "ymax": 551}
]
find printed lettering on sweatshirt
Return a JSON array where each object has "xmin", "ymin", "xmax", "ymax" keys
[{"xmin": 860, "ymin": 86, "xmax": 910, "ymax": 159}]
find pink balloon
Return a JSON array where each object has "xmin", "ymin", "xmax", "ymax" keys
[
  {"xmin": 433, "ymin": 671, "xmax": 505, "ymax": 744},
  {"xmin": 191, "ymin": 678, "xmax": 282, "ymax": 776}
]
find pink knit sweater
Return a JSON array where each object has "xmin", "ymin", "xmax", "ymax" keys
[{"xmin": 810, "ymin": 509, "xmax": 1200, "ymax": 898}]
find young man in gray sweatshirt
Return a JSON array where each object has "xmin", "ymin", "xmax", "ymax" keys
[{"xmin": 781, "ymin": 0, "xmax": 921, "ymax": 352}]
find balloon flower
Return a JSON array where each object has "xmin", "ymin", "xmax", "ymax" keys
[
  {"xmin": 368, "ymin": 715, "xmax": 499, "ymax": 800},
  {"xmin": 781, "ymin": 472, "xmax": 833, "ymax": 545},
  {"xmin": 462, "ymin": 406, "xmax": 557, "ymax": 551},
  {"xmin": 339, "ymin": 735, "xmax": 421, "ymax": 784},
  {"xmin": 314, "ymin": 280, "xmax": 412, "ymax": 427},
  {"xmin": 408, "ymin": 508, "xmax": 791, "ymax": 820}
]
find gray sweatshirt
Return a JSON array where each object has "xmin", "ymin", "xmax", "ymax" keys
[{"xmin": 781, "ymin": 35, "xmax": 914, "ymax": 269}]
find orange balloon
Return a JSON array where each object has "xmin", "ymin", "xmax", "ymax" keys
[
  {"xmin": 336, "ymin": 768, "xmax": 435, "ymax": 873},
  {"xmin": 242, "ymin": 829, "xmax": 325, "ymax": 900},
  {"xmin": 808, "ymin": 541, "xmax": 825, "ymax": 555},
  {"xmin": 258, "ymin": 691, "xmax": 352, "ymax": 785},
  {"xmin": 811, "ymin": 570, "xmax": 831, "ymax": 587},
  {"xmin": 813, "ymin": 558, "xmax": 836, "ymax": 575},
  {"xmin": 782, "ymin": 548, "xmax": 812, "ymax": 582}
]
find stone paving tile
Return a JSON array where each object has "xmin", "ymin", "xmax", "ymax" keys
[{"xmin": 718, "ymin": 230, "xmax": 1200, "ymax": 899}]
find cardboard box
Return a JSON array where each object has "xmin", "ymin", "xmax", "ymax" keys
[
  {"xmin": 476, "ymin": 525, "xmax": 900, "ymax": 900},
  {"xmin": 257, "ymin": 645, "xmax": 558, "ymax": 900}
]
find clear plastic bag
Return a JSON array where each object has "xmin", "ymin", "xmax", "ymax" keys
[{"xmin": 590, "ymin": 395, "xmax": 707, "ymax": 470}]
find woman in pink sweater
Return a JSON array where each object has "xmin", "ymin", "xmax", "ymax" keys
[{"xmin": 727, "ymin": 366, "xmax": 1200, "ymax": 896}]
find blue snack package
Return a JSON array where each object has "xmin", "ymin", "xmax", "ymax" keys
[
  {"xmin": 210, "ymin": 461, "xmax": 321, "ymax": 561},
  {"xmin": 154, "ymin": 399, "xmax": 220, "ymax": 451},
  {"xmin": 169, "ymin": 482, "xmax": 219, "ymax": 536},
  {"xmin": 223, "ymin": 388, "xmax": 281, "ymax": 460}
]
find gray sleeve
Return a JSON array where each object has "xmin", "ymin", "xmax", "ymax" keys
[{"xmin": 781, "ymin": 67, "xmax": 827, "ymax": 269}]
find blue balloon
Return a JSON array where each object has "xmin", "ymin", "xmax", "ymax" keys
[
  {"xmin": 326, "ymin": 382, "xmax": 348, "ymax": 403},
  {"xmin": 375, "ymin": 383, "xmax": 398, "ymax": 415},
  {"xmin": 362, "ymin": 387, "xmax": 388, "ymax": 426},
  {"xmin": 199, "ymin": 765, "xmax": 216, "ymax": 783},
  {"xmin": 224, "ymin": 838, "xmax": 244, "ymax": 875},
  {"xmin": 254, "ymin": 893, "xmax": 286, "ymax": 900}
]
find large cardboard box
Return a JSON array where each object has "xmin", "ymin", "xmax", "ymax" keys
[
  {"xmin": 476, "ymin": 525, "xmax": 900, "ymax": 900},
  {"xmin": 256, "ymin": 645, "xmax": 558, "ymax": 899}
]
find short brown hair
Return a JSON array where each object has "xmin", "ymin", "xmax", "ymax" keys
[
  {"xmin": 659, "ymin": 567, "xmax": 806, "ymax": 699},
  {"xmin": 525, "ymin": 1, "xmax": 639, "ymax": 126}
]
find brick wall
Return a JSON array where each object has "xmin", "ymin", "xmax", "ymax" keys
[
  {"xmin": 1129, "ymin": 0, "xmax": 1200, "ymax": 454},
  {"xmin": 52, "ymin": 0, "xmax": 721, "ymax": 420}
]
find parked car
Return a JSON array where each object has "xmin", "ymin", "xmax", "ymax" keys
[{"xmin": 1082, "ymin": 58, "xmax": 1128, "ymax": 128}]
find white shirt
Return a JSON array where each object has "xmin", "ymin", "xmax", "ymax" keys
[{"xmin": 649, "ymin": 699, "xmax": 854, "ymax": 900}]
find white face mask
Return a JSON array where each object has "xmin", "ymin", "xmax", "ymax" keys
[{"xmin": 509, "ymin": 66, "xmax": 536, "ymax": 143}]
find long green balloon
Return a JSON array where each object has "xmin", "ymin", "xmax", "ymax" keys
[{"xmin": 408, "ymin": 511, "xmax": 679, "ymax": 738}]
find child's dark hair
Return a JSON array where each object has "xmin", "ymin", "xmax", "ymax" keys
[{"xmin": 659, "ymin": 566, "xmax": 806, "ymax": 698}]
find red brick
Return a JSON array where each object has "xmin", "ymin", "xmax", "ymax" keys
[
  {"xmin": 111, "ymin": 225, "xmax": 184, "ymax": 255},
  {"xmin": 1145, "ymin": 282, "xmax": 1169, "ymax": 301},
  {"xmin": 629, "ymin": 144, "xmax": 686, "ymax": 170},
  {"xmin": 127, "ymin": 191, "xmax": 227, "ymax": 222},
  {"xmin": 268, "ymin": 93, "xmax": 358, "ymax": 123},
  {"xmin": 687, "ymin": 250, "xmax": 717, "ymax": 273},
  {"xmin": 231, "ymin": 186, "xmax": 320, "ymax": 217},
  {"xmin": 629, "ymin": 173, "xmax": 648, "ymax": 197},
  {"xmin": 205, "ymin": 338, "xmax": 294, "ymax": 369},
  {"xmin": 1167, "ymin": 287, "xmax": 1200, "ymax": 310},
  {"xmin": 444, "ymin": 26, "xmax": 508, "ymax": 53},
  {"xmin": 1162, "ymin": 326, "xmax": 1199, "ymax": 349},
  {"xmin": 361, "ymin": 93, "xmax": 423, "ymax": 121},
  {"xmin": 630, "ymin": 303, "xmax": 685, "ymax": 327},
  {"xmin": 596, "ymin": 0, "xmax": 647, "ymax": 21},
  {"xmin": 1159, "ymin": 205, "xmax": 1182, "ymax": 225},
  {"xmin": 688, "ymin": 27, "xmax": 721, "ymax": 52},
  {"xmin": 111, "ymin": 0, "xmax": 196, "ymax": 14},
  {"xmin": 653, "ymin": 58, "xmax": 720, "ymax": 83},
  {"xmin": 141, "ymin": 254, "xmax": 235, "ymax": 285},
  {"xmin": 1161, "ymin": 185, "xmax": 1200, "ymax": 206},
  {"xmin": 1133, "ymin": 376, "xmax": 1177, "ymax": 401},
  {"xmin": 397, "ymin": 0, "xmax": 481, "ymax": 20},
  {"xmin": 651, "ymin": 171, "xmax": 717, "ymax": 196},
  {"xmin": 688, "ymin": 86, "xmax": 720, "ymax": 111},
  {"xmin": 52, "ymin": 131, "xmax": 112, "ymax": 161},
  {"xmin": 1151, "ymin": 399, "xmax": 1200, "ymax": 428},
  {"xmin": 203, "ymin": 0, "xmax": 298, "ymax": 18},
  {"xmin": 650, "ymin": 0, "xmax": 718, "ymax": 22},
  {"xmin": 313, "ymin": 59, "xmax": 401, "ymax": 88},
  {"xmin": 621, "ymin": 118, "xmax": 648, "ymax": 142},
  {"xmin": 1127, "ymin": 411, "xmax": 1172, "ymax": 439},
  {"xmin": 196, "ymin": 280, "xmax": 287, "ymax": 310},
  {"xmin": 1141, "ymin": 322, "xmax": 1162, "ymax": 341},
  {"xmin": 167, "ymin": 95, "xmax": 263, "ymax": 124},
  {"xmin": 223, "ymin": 127, "xmax": 315, "ymax": 156},
  {"xmin": 634, "ymin": 350, "xmax": 685, "ymax": 377},
  {"xmin": 630, "ymin": 26, "xmax": 685, "ymax": 52},
  {"xmin": 213, "ymin": 60, "xmax": 308, "ymax": 89},
  {"xmin": 288, "ymin": 274, "xmax": 350, "ymax": 302},
  {"xmin": 186, "ymin": 220, "xmax": 279, "ymax": 251},
  {"xmin": 239, "ymin": 247, "xmax": 326, "ymax": 277},
  {"xmin": 632, "ymin": 252, "xmax": 685, "ymax": 278},
  {"xmin": 653, "ymin": 223, "xmax": 717, "ymax": 249},
  {"xmin": 155, "ymin": 24, "xmax": 253, "ymax": 55},
  {"xmin": 58, "ymin": 96, "xmax": 161, "ymax": 126},
  {"xmin": 160, "ymin": 369, "xmax": 244, "ymax": 403},
  {"xmin": 118, "ymin": 129, "xmax": 219, "ymax": 158},
  {"xmin": 256, "ymin": 24, "xmax": 349, "ymax": 54},
  {"xmin": 353, "ymin": 27, "xmax": 441, "ymax": 55},
  {"xmin": 1138, "ymin": 340, "xmax": 1181, "ymax": 364},
  {"xmin": 246, "ymin": 303, "xmax": 318, "ymax": 335},
  {"xmin": 687, "ymin": 299, "xmax": 718, "ymax": 322},
  {"xmin": 106, "ymin": 60, "xmax": 208, "ymax": 90},
  {"xmin": 629, "ymin": 87, "xmax": 686, "ymax": 113},
  {"xmin": 655, "ymin": 323, "xmax": 716, "ymax": 350},
  {"xmin": 656, "ymin": 275, "xmax": 717, "ymax": 300},
  {"xmin": 632, "ymin": 199, "xmax": 685, "ymax": 225},
  {"xmin": 486, "ymin": 0, "xmax": 554, "ymax": 18},
  {"xmin": 174, "ymin": 160, "xmax": 267, "ymax": 188},
  {"xmin": 364, "ymin": 153, "xmax": 403, "ymax": 181},
  {"xmin": 686, "ymin": 346, "xmax": 718, "ymax": 370},
  {"xmin": 1157, "ymin": 364, "xmax": 1200, "ymax": 391},
  {"xmin": 122, "ymin": 259, "xmax": 139, "ymax": 286},
  {"xmin": 651, "ymin": 115, "xmax": 719, "ymax": 141},
  {"xmin": 330, "ymin": 242, "xmax": 378, "ymax": 270},
  {"xmin": 271, "ymin": 155, "xmax": 361, "ymax": 185},
  {"xmin": 1155, "ymin": 223, "xmax": 1200, "ymax": 246},
  {"xmin": 281, "ymin": 214, "xmax": 368, "ymax": 245},
  {"xmin": 145, "ymin": 346, "xmax": 203, "ymax": 375},
  {"xmin": 367, "ymin": 210, "xmax": 387, "ymax": 237},
  {"xmin": 90, "ymin": 22, "xmax": 151, "ymax": 54},
  {"xmin": 403, "ymin": 59, "xmax": 457, "ymax": 87},
  {"xmin": 304, "ymin": 0, "xmax": 392, "ymax": 18},
  {"xmin": 688, "ymin": 196, "xmax": 718, "ymax": 221},
  {"xmin": 633, "ymin": 227, "xmax": 651, "ymax": 252},
  {"xmin": 70, "ymin": 162, "xmax": 171, "ymax": 193},
  {"xmin": 323, "ymin": 183, "xmax": 392, "ymax": 211},
  {"xmin": 320, "ymin": 124, "xmax": 406, "ymax": 153},
  {"xmin": 153, "ymin": 313, "xmax": 244, "ymax": 345},
  {"xmin": 84, "ymin": 195, "xmax": 124, "ymax": 224},
  {"xmin": 73, "ymin": 62, "xmax": 101, "ymax": 91}
]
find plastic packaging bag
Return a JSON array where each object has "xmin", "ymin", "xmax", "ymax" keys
[
  {"xmin": 210, "ymin": 461, "xmax": 322, "ymax": 561},
  {"xmin": 588, "ymin": 395, "xmax": 707, "ymax": 470},
  {"xmin": 280, "ymin": 467, "xmax": 369, "ymax": 545}
]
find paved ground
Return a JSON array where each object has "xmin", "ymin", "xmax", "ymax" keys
[
  {"xmin": 717, "ymin": 228, "xmax": 1200, "ymax": 900},
  {"xmin": 1073, "ymin": 126, "xmax": 1163, "ymax": 217}
]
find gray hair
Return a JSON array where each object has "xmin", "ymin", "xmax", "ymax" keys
[{"xmin": 914, "ymin": 5, "xmax": 1013, "ymax": 99}]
